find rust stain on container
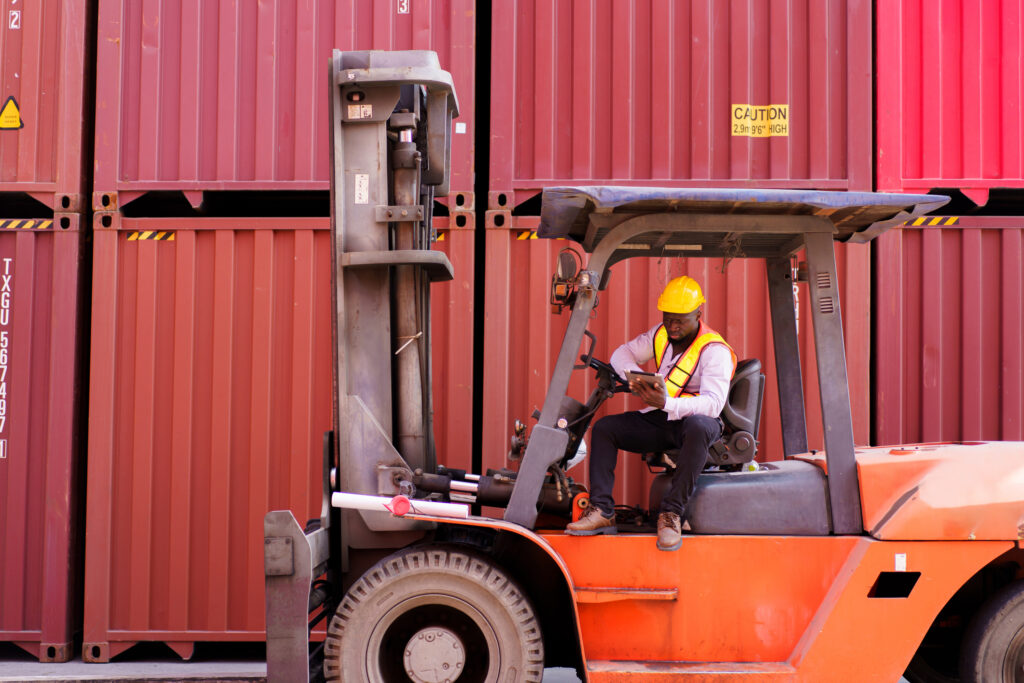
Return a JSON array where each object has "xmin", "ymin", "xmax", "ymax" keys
[
  {"xmin": 93, "ymin": 0, "xmax": 475, "ymax": 207},
  {"xmin": 876, "ymin": 0, "xmax": 1024, "ymax": 200},
  {"xmin": 482, "ymin": 225, "xmax": 870, "ymax": 509},
  {"xmin": 0, "ymin": 0, "xmax": 92, "ymax": 210},
  {"xmin": 875, "ymin": 218, "xmax": 1024, "ymax": 445},
  {"xmin": 489, "ymin": 0, "xmax": 872, "ymax": 204},
  {"xmin": 83, "ymin": 215, "xmax": 473, "ymax": 656},
  {"xmin": 0, "ymin": 221, "xmax": 87, "ymax": 661}
]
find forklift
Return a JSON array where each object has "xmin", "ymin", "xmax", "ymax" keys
[{"xmin": 264, "ymin": 51, "xmax": 1024, "ymax": 682}]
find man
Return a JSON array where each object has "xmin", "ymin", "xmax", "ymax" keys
[{"xmin": 565, "ymin": 275, "xmax": 736, "ymax": 551}]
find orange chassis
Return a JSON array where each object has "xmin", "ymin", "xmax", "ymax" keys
[{"xmin": 413, "ymin": 441, "xmax": 1024, "ymax": 681}]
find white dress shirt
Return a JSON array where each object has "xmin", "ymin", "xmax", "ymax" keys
[{"xmin": 610, "ymin": 323, "xmax": 734, "ymax": 421}]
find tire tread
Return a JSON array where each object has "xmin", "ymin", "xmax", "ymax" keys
[{"xmin": 324, "ymin": 545, "xmax": 544, "ymax": 682}]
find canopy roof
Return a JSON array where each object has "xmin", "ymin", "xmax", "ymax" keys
[{"xmin": 538, "ymin": 187, "xmax": 949, "ymax": 258}]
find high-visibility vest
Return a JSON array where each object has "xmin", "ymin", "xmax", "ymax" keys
[{"xmin": 653, "ymin": 322, "xmax": 737, "ymax": 398}]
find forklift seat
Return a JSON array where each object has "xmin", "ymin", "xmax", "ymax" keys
[{"xmin": 645, "ymin": 358, "xmax": 765, "ymax": 470}]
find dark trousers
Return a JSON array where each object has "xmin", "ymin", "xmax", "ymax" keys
[{"xmin": 588, "ymin": 411, "xmax": 722, "ymax": 517}]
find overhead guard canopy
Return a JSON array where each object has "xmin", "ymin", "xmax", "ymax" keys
[{"xmin": 538, "ymin": 186, "xmax": 950, "ymax": 260}]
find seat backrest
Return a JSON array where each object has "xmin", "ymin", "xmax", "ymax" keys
[
  {"xmin": 642, "ymin": 358, "xmax": 766, "ymax": 473},
  {"xmin": 722, "ymin": 358, "xmax": 765, "ymax": 437}
]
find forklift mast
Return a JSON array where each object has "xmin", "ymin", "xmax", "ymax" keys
[{"xmin": 264, "ymin": 50, "xmax": 457, "ymax": 682}]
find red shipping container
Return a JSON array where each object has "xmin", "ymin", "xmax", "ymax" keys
[
  {"xmin": 0, "ymin": 217, "xmax": 88, "ymax": 662},
  {"xmin": 92, "ymin": 0, "xmax": 476, "ymax": 210},
  {"xmin": 489, "ymin": 0, "xmax": 873, "ymax": 210},
  {"xmin": 83, "ymin": 214, "xmax": 472, "ymax": 659},
  {"xmin": 482, "ymin": 221, "xmax": 871, "ymax": 509},
  {"xmin": 0, "ymin": 0, "xmax": 92, "ymax": 210},
  {"xmin": 875, "ymin": 217, "xmax": 1024, "ymax": 445},
  {"xmin": 430, "ymin": 216, "xmax": 476, "ymax": 473},
  {"xmin": 876, "ymin": 0, "xmax": 1024, "ymax": 203}
]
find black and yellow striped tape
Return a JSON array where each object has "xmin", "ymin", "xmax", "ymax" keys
[
  {"xmin": 0, "ymin": 219, "xmax": 53, "ymax": 230},
  {"xmin": 908, "ymin": 217, "xmax": 959, "ymax": 226},
  {"xmin": 517, "ymin": 230, "xmax": 539, "ymax": 240},
  {"xmin": 127, "ymin": 231, "xmax": 176, "ymax": 241}
]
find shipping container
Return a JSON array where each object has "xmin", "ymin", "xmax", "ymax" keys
[
  {"xmin": 876, "ymin": 0, "xmax": 1024, "ymax": 203},
  {"xmin": 430, "ymin": 215, "xmax": 476, "ymax": 473},
  {"xmin": 488, "ymin": 0, "xmax": 873, "ymax": 211},
  {"xmin": 82, "ymin": 213, "xmax": 472, "ymax": 659},
  {"xmin": 0, "ymin": 0, "xmax": 92, "ymax": 210},
  {"xmin": 92, "ymin": 0, "xmax": 475, "ymax": 210},
  {"xmin": 875, "ymin": 217, "xmax": 1024, "ymax": 446},
  {"xmin": 0, "ymin": 216, "xmax": 87, "ymax": 662},
  {"xmin": 482, "ymin": 219, "xmax": 871, "ymax": 509}
]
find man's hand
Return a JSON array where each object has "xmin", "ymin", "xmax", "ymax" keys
[{"xmin": 629, "ymin": 379, "xmax": 666, "ymax": 410}]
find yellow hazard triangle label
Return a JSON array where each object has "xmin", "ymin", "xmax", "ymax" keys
[{"xmin": 0, "ymin": 96, "xmax": 23, "ymax": 130}]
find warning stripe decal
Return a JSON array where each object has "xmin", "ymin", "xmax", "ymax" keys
[
  {"xmin": 0, "ymin": 219, "xmax": 53, "ymax": 230},
  {"xmin": 127, "ymin": 231, "xmax": 176, "ymax": 241},
  {"xmin": 908, "ymin": 217, "xmax": 959, "ymax": 226},
  {"xmin": 517, "ymin": 230, "xmax": 539, "ymax": 240}
]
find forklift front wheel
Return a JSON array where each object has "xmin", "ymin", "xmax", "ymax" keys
[
  {"xmin": 960, "ymin": 580, "xmax": 1024, "ymax": 682},
  {"xmin": 323, "ymin": 545, "xmax": 545, "ymax": 682}
]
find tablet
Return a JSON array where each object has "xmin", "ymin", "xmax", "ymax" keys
[{"xmin": 625, "ymin": 370, "xmax": 667, "ymax": 394}]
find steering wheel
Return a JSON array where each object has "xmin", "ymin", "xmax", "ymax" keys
[{"xmin": 585, "ymin": 356, "xmax": 630, "ymax": 393}]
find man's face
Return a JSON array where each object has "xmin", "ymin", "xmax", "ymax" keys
[{"xmin": 663, "ymin": 308, "xmax": 701, "ymax": 342}]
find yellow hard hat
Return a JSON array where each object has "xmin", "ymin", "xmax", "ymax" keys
[{"xmin": 657, "ymin": 276, "xmax": 705, "ymax": 314}]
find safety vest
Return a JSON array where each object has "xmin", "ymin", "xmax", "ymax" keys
[{"xmin": 653, "ymin": 322, "xmax": 737, "ymax": 398}]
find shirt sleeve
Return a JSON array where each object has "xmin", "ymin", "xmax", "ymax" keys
[
  {"xmin": 609, "ymin": 325, "xmax": 659, "ymax": 379},
  {"xmin": 663, "ymin": 344, "xmax": 734, "ymax": 420}
]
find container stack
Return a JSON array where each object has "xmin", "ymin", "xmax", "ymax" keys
[
  {"xmin": 81, "ymin": 0, "xmax": 475, "ymax": 661},
  {"xmin": 0, "ymin": 0, "xmax": 92, "ymax": 663},
  {"xmin": 481, "ymin": 0, "xmax": 874, "ymax": 505},
  {"xmin": 874, "ymin": 0, "xmax": 1024, "ymax": 446}
]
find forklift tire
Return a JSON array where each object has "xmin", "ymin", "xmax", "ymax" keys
[
  {"xmin": 960, "ymin": 580, "xmax": 1024, "ymax": 682},
  {"xmin": 323, "ymin": 545, "xmax": 544, "ymax": 682}
]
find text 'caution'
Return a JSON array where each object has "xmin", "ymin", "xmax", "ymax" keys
[{"xmin": 731, "ymin": 104, "xmax": 788, "ymax": 137}]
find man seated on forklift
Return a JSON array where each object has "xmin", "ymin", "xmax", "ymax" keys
[{"xmin": 566, "ymin": 276, "xmax": 736, "ymax": 551}]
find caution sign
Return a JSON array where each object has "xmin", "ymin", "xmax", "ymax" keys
[
  {"xmin": 732, "ymin": 104, "xmax": 788, "ymax": 137},
  {"xmin": 0, "ymin": 96, "xmax": 23, "ymax": 130}
]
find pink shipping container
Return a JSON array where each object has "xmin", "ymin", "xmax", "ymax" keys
[
  {"xmin": 875, "ymin": 217, "xmax": 1024, "ymax": 445},
  {"xmin": 0, "ymin": 217, "xmax": 88, "ymax": 662},
  {"xmin": 488, "ymin": 0, "xmax": 873, "ymax": 212},
  {"xmin": 876, "ymin": 0, "xmax": 1024, "ymax": 203},
  {"xmin": 93, "ymin": 0, "xmax": 475, "ymax": 210},
  {"xmin": 482, "ymin": 221, "xmax": 871, "ymax": 509},
  {"xmin": 0, "ymin": 0, "xmax": 92, "ymax": 210},
  {"xmin": 83, "ymin": 214, "xmax": 472, "ymax": 659}
]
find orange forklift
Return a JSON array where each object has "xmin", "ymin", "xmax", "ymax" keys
[{"xmin": 264, "ymin": 51, "xmax": 1024, "ymax": 682}]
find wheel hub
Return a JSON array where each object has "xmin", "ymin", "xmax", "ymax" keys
[{"xmin": 403, "ymin": 626, "xmax": 466, "ymax": 683}]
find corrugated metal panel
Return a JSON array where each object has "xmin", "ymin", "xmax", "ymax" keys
[
  {"xmin": 93, "ymin": 0, "xmax": 475, "ymax": 208},
  {"xmin": 875, "ymin": 218, "xmax": 1024, "ymax": 445},
  {"xmin": 876, "ymin": 0, "xmax": 1024, "ymax": 198},
  {"xmin": 482, "ymin": 223, "xmax": 871, "ymax": 509},
  {"xmin": 489, "ymin": 0, "xmax": 872, "ymax": 208},
  {"xmin": 0, "ymin": 219, "xmax": 87, "ymax": 662},
  {"xmin": 82, "ymin": 215, "xmax": 472, "ymax": 657},
  {"xmin": 430, "ymin": 219, "xmax": 475, "ymax": 473},
  {"xmin": 0, "ymin": 0, "xmax": 91, "ymax": 210}
]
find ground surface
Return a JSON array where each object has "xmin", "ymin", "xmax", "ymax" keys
[{"xmin": 0, "ymin": 643, "xmax": 582, "ymax": 682}]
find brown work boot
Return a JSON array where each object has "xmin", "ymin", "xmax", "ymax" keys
[
  {"xmin": 566, "ymin": 505, "xmax": 617, "ymax": 536},
  {"xmin": 656, "ymin": 511, "xmax": 682, "ymax": 551}
]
